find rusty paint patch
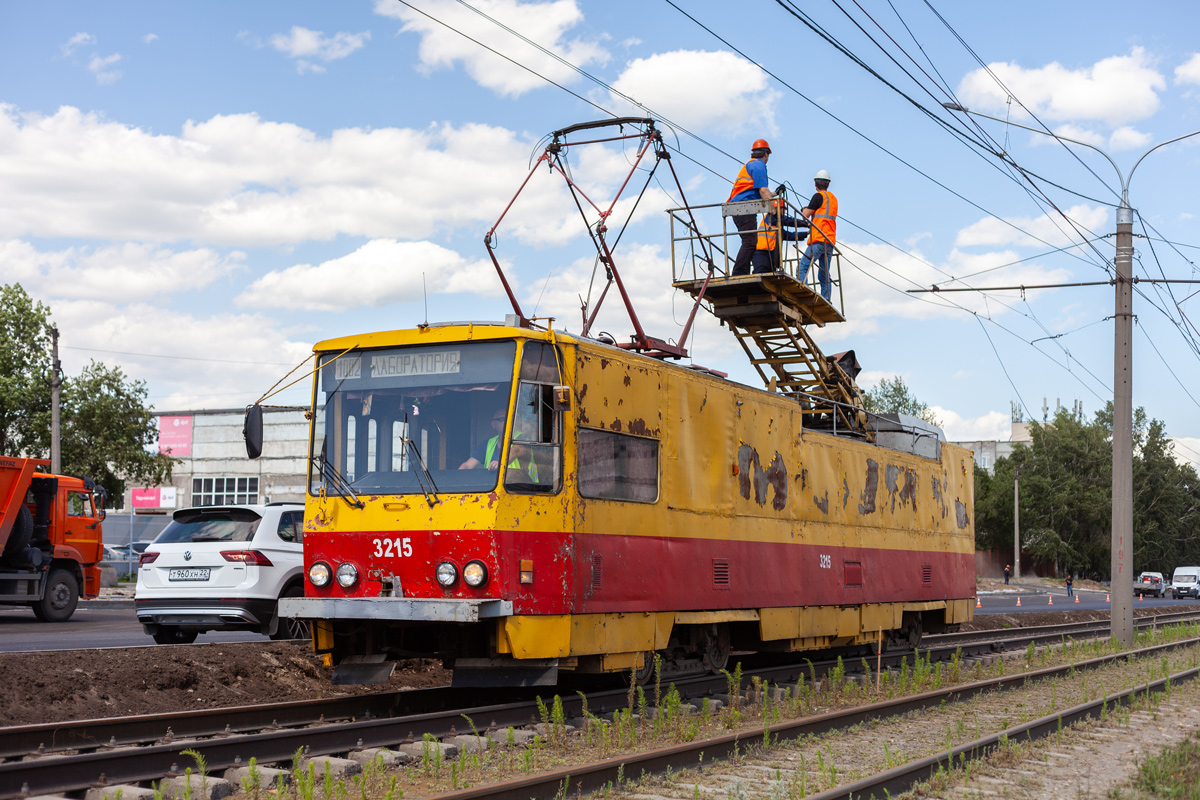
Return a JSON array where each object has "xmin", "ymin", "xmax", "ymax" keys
[
  {"xmin": 813, "ymin": 491, "xmax": 829, "ymax": 514},
  {"xmin": 883, "ymin": 464, "xmax": 919, "ymax": 514},
  {"xmin": 900, "ymin": 468, "xmax": 918, "ymax": 514},
  {"xmin": 610, "ymin": 418, "xmax": 623, "ymax": 432},
  {"xmin": 736, "ymin": 444, "xmax": 787, "ymax": 510},
  {"xmin": 955, "ymin": 499, "xmax": 970, "ymax": 529},
  {"xmin": 930, "ymin": 473, "xmax": 948, "ymax": 519},
  {"xmin": 600, "ymin": 358, "xmax": 610, "ymax": 370},
  {"xmin": 800, "ymin": 468, "xmax": 808, "ymax": 490},
  {"xmin": 623, "ymin": 374, "xmax": 631, "ymax": 387},
  {"xmin": 842, "ymin": 476, "xmax": 850, "ymax": 509},
  {"xmin": 626, "ymin": 418, "xmax": 657, "ymax": 437},
  {"xmin": 858, "ymin": 459, "xmax": 878, "ymax": 515}
]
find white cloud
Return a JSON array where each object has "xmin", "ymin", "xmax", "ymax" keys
[
  {"xmin": 606, "ymin": 50, "xmax": 779, "ymax": 135},
  {"xmin": 0, "ymin": 105, "xmax": 584, "ymax": 247},
  {"xmin": 956, "ymin": 47, "xmax": 1165, "ymax": 126},
  {"xmin": 61, "ymin": 32, "xmax": 95, "ymax": 56},
  {"xmin": 954, "ymin": 204, "xmax": 1110, "ymax": 249},
  {"xmin": 0, "ymin": 239, "xmax": 243, "ymax": 303},
  {"xmin": 932, "ymin": 407, "xmax": 1010, "ymax": 441},
  {"xmin": 143, "ymin": 33, "xmax": 159, "ymax": 45},
  {"xmin": 88, "ymin": 53, "xmax": 123, "ymax": 84},
  {"xmin": 236, "ymin": 239, "xmax": 502, "ymax": 311},
  {"xmin": 376, "ymin": 0, "xmax": 608, "ymax": 97},
  {"xmin": 51, "ymin": 300, "xmax": 314, "ymax": 411},
  {"xmin": 1044, "ymin": 123, "xmax": 1105, "ymax": 148},
  {"xmin": 1109, "ymin": 125, "xmax": 1153, "ymax": 151},
  {"xmin": 1174, "ymin": 54, "xmax": 1200, "ymax": 86},
  {"xmin": 269, "ymin": 26, "xmax": 370, "ymax": 71}
]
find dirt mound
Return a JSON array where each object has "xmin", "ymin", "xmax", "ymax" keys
[{"xmin": 0, "ymin": 642, "xmax": 448, "ymax": 726}]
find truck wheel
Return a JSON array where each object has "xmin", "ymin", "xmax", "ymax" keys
[
  {"xmin": 32, "ymin": 568, "xmax": 79, "ymax": 622},
  {"xmin": 152, "ymin": 627, "xmax": 199, "ymax": 645},
  {"xmin": 270, "ymin": 586, "xmax": 310, "ymax": 640}
]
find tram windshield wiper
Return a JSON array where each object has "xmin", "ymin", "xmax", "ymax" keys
[
  {"xmin": 399, "ymin": 433, "xmax": 441, "ymax": 507},
  {"xmin": 313, "ymin": 439, "xmax": 364, "ymax": 509}
]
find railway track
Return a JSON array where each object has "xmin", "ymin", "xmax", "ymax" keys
[{"xmin": 4, "ymin": 611, "xmax": 1200, "ymax": 799}]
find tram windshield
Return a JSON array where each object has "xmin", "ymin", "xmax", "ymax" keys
[{"xmin": 311, "ymin": 341, "xmax": 520, "ymax": 495}]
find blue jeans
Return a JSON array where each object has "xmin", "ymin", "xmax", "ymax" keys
[
  {"xmin": 800, "ymin": 242, "xmax": 831, "ymax": 300},
  {"xmin": 1066, "ymin": 584, "xmax": 1073, "ymax": 597}
]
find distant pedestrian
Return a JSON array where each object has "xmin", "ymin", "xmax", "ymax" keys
[
  {"xmin": 1004, "ymin": 564, "xmax": 1011, "ymax": 585},
  {"xmin": 1066, "ymin": 574, "xmax": 1074, "ymax": 598}
]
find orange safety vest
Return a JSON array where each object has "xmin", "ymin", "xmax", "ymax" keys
[
  {"xmin": 810, "ymin": 189, "xmax": 837, "ymax": 246},
  {"xmin": 727, "ymin": 159, "xmax": 763, "ymax": 202},
  {"xmin": 757, "ymin": 198, "xmax": 786, "ymax": 250}
]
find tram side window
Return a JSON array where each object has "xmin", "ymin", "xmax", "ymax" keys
[
  {"xmin": 578, "ymin": 429, "xmax": 659, "ymax": 503},
  {"xmin": 504, "ymin": 342, "xmax": 563, "ymax": 494},
  {"xmin": 505, "ymin": 381, "xmax": 562, "ymax": 494}
]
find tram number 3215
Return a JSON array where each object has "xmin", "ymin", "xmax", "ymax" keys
[{"xmin": 372, "ymin": 537, "xmax": 414, "ymax": 558}]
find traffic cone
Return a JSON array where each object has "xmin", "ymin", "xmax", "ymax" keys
[
  {"xmin": 1106, "ymin": 593, "xmax": 1110, "ymax": 603},
  {"xmin": 1016, "ymin": 596, "xmax": 1022, "ymax": 607},
  {"xmin": 1074, "ymin": 593, "xmax": 1080, "ymax": 604},
  {"xmin": 976, "ymin": 596, "xmax": 982, "ymax": 608},
  {"xmin": 1048, "ymin": 595, "xmax": 1053, "ymax": 605}
]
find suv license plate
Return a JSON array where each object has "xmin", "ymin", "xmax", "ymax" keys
[{"xmin": 168, "ymin": 568, "xmax": 211, "ymax": 581}]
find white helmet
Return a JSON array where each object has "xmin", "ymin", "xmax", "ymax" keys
[{"xmin": 814, "ymin": 169, "xmax": 831, "ymax": 181}]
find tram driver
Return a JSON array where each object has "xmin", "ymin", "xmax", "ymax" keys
[{"xmin": 458, "ymin": 408, "xmax": 537, "ymax": 481}]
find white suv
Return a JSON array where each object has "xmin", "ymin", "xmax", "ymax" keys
[{"xmin": 134, "ymin": 503, "xmax": 308, "ymax": 644}]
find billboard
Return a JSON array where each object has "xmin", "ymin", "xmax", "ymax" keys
[
  {"xmin": 131, "ymin": 487, "xmax": 177, "ymax": 509},
  {"xmin": 158, "ymin": 415, "xmax": 193, "ymax": 456}
]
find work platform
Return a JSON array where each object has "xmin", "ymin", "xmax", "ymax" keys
[
  {"xmin": 672, "ymin": 272, "xmax": 845, "ymax": 328},
  {"xmin": 668, "ymin": 198, "xmax": 868, "ymax": 438}
]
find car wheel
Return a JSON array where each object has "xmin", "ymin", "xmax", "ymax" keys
[
  {"xmin": 31, "ymin": 568, "xmax": 79, "ymax": 622},
  {"xmin": 152, "ymin": 627, "xmax": 199, "ymax": 645},
  {"xmin": 270, "ymin": 586, "xmax": 310, "ymax": 640}
]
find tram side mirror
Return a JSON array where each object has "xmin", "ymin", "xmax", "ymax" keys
[
  {"xmin": 244, "ymin": 405, "xmax": 264, "ymax": 459},
  {"xmin": 553, "ymin": 385, "xmax": 572, "ymax": 412}
]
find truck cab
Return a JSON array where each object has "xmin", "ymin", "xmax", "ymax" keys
[{"xmin": 1, "ymin": 457, "xmax": 106, "ymax": 621}]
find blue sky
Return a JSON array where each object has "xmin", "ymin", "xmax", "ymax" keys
[{"xmin": 3, "ymin": 0, "xmax": 1200, "ymax": 461}]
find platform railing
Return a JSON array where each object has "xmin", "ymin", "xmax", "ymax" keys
[{"xmin": 667, "ymin": 197, "xmax": 844, "ymax": 311}]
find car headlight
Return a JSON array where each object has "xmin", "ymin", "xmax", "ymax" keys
[
  {"xmin": 435, "ymin": 561, "xmax": 458, "ymax": 587},
  {"xmin": 463, "ymin": 560, "xmax": 488, "ymax": 588},
  {"xmin": 336, "ymin": 562, "xmax": 359, "ymax": 588},
  {"xmin": 308, "ymin": 562, "xmax": 332, "ymax": 588}
]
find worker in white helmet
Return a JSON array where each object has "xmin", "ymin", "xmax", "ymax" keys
[{"xmin": 799, "ymin": 170, "xmax": 838, "ymax": 301}]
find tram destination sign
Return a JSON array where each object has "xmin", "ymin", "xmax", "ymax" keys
[{"xmin": 335, "ymin": 350, "xmax": 461, "ymax": 381}]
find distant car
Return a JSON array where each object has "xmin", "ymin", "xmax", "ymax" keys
[
  {"xmin": 101, "ymin": 545, "xmax": 135, "ymax": 579},
  {"xmin": 1171, "ymin": 567, "xmax": 1200, "ymax": 600},
  {"xmin": 1135, "ymin": 572, "xmax": 1166, "ymax": 598},
  {"xmin": 134, "ymin": 504, "xmax": 308, "ymax": 645}
]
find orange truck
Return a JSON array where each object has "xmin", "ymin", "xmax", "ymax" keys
[{"xmin": 0, "ymin": 456, "xmax": 107, "ymax": 621}]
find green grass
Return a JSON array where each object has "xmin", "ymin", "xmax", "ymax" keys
[{"xmin": 1117, "ymin": 733, "xmax": 1200, "ymax": 799}]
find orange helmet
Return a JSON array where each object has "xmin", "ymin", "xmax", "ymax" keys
[{"xmin": 751, "ymin": 138, "xmax": 771, "ymax": 154}]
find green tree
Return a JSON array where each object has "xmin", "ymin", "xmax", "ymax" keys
[
  {"xmin": 973, "ymin": 404, "xmax": 1200, "ymax": 579},
  {"xmin": 60, "ymin": 361, "xmax": 176, "ymax": 508},
  {"xmin": 0, "ymin": 284, "xmax": 52, "ymax": 456},
  {"xmin": 861, "ymin": 375, "xmax": 941, "ymax": 426}
]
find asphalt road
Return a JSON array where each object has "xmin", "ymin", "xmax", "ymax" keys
[
  {"xmin": 976, "ymin": 587, "xmax": 1200, "ymax": 614},
  {"xmin": 0, "ymin": 603, "xmax": 268, "ymax": 652},
  {"xmin": 3, "ymin": 591, "xmax": 1199, "ymax": 652}
]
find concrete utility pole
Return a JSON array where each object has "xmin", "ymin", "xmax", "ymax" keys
[
  {"xmin": 1013, "ymin": 467, "xmax": 1020, "ymax": 581},
  {"xmin": 1111, "ymin": 203, "xmax": 1134, "ymax": 646},
  {"xmin": 50, "ymin": 326, "xmax": 62, "ymax": 475},
  {"xmin": 942, "ymin": 102, "xmax": 1200, "ymax": 648}
]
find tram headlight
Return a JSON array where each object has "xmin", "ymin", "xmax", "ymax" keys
[
  {"xmin": 463, "ymin": 560, "xmax": 489, "ymax": 588},
  {"xmin": 308, "ymin": 562, "xmax": 332, "ymax": 588},
  {"xmin": 435, "ymin": 561, "xmax": 458, "ymax": 587},
  {"xmin": 336, "ymin": 562, "xmax": 359, "ymax": 588}
]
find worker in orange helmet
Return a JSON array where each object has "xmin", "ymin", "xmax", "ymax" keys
[
  {"xmin": 727, "ymin": 138, "xmax": 777, "ymax": 276},
  {"xmin": 799, "ymin": 169, "xmax": 838, "ymax": 300}
]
